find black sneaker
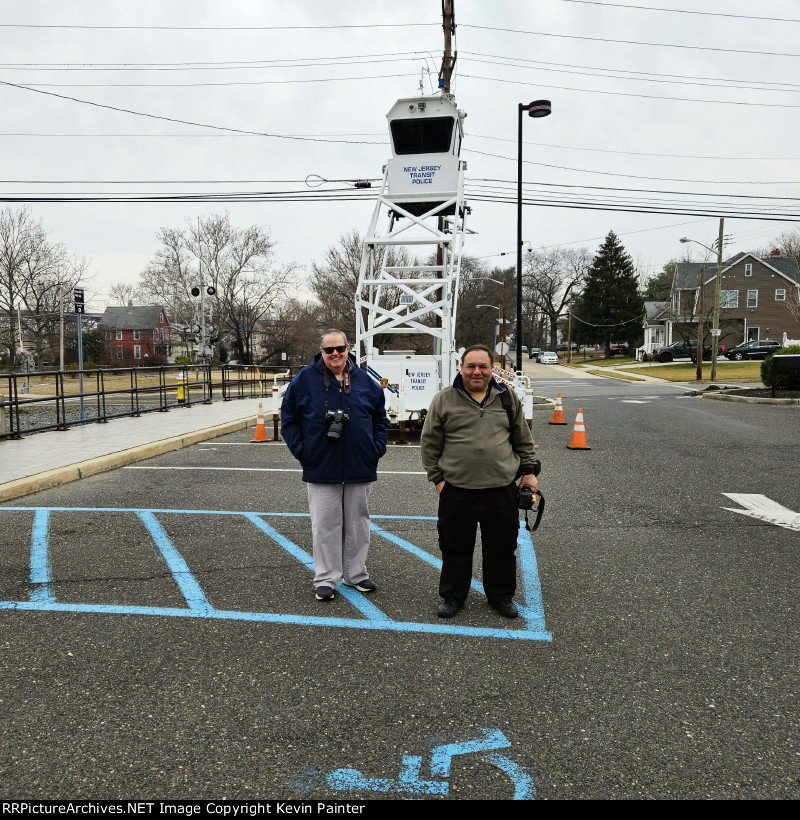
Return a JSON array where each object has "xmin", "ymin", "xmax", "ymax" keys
[
  {"xmin": 346, "ymin": 578, "xmax": 377, "ymax": 593},
  {"xmin": 315, "ymin": 585, "xmax": 335, "ymax": 601},
  {"xmin": 437, "ymin": 598, "xmax": 462, "ymax": 618}
]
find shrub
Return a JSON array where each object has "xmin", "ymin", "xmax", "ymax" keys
[
  {"xmin": 760, "ymin": 344, "xmax": 800, "ymax": 389},
  {"xmin": 109, "ymin": 359, "xmax": 125, "ymax": 369},
  {"xmin": 174, "ymin": 355, "xmax": 191, "ymax": 366},
  {"xmin": 66, "ymin": 362, "xmax": 79, "ymax": 379}
]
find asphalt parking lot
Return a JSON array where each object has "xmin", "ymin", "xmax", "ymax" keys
[{"xmin": 2, "ymin": 393, "xmax": 798, "ymax": 800}]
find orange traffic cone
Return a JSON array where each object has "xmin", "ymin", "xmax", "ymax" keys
[
  {"xmin": 549, "ymin": 393, "xmax": 567, "ymax": 425},
  {"xmin": 251, "ymin": 402, "xmax": 269, "ymax": 442},
  {"xmin": 566, "ymin": 408, "xmax": 591, "ymax": 450}
]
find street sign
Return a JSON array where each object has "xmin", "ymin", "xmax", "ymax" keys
[
  {"xmin": 73, "ymin": 288, "xmax": 85, "ymax": 314},
  {"xmin": 710, "ymin": 329, "xmax": 721, "ymax": 337},
  {"xmin": 495, "ymin": 341, "xmax": 509, "ymax": 355}
]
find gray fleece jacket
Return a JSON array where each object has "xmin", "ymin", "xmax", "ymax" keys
[{"xmin": 420, "ymin": 375, "xmax": 537, "ymax": 489}]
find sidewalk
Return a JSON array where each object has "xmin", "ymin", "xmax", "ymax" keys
[{"xmin": 0, "ymin": 398, "xmax": 267, "ymax": 503}]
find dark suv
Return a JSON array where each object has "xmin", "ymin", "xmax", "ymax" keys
[
  {"xmin": 724, "ymin": 339, "xmax": 781, "ymax": 360},
  {"xmin": 652, "ymin": 339, "xmax": 711, "ymax": 363}
]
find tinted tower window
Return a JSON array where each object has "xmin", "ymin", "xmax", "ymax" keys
[{"xmin": 391, "ymin": 117, "xmax": 454, "ymax": 155}]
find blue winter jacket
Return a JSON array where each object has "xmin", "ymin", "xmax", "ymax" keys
[{"xmin": 281, "ymin": 353, "xmax": 388, "ymax": 484}]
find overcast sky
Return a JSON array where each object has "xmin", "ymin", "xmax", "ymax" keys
[{"xmin": 2, "ymin": 0, "xmax": 799, "ymax": 309}]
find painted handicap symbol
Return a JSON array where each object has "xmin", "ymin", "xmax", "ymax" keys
[{"xmin": 294, "ymin": 729, "xmax": 535, "ymax": 800}]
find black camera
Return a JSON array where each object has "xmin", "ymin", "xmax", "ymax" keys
[
  {"xmin": 326, "ymin": 409, "xmax": 349, "ymax": 440},
  {"xmin": 518, "ymin": 486, "xmax": 535, "ymax": 511}
]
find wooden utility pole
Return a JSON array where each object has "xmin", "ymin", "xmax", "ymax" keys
[
  {"xmin": 440, "ymin": 0, "xmax": 456, "ymax": 92},
  {"xmin": 696, "ymin": 263, "xmax": 705, "ymax": 381},
  {"xmin": 435, "ymin": 1, "xmax": 456, "ymax": 353}
]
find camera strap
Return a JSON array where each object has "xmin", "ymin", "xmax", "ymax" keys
[
  {"xmin": 323, "ymin": 364, "xmax": 351, "ymax": 416},
  {"xmin": 523, "ymin": 490, "xmax": 545, "ymax": 532}
]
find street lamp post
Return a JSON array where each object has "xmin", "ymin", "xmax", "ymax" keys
[
  {"xmin": 517, "ymin": 99, "xmax": 552, "ymax": 373},
  {"xmin": 680, "ymin": 219, "xmax": 726, "ymax": 381},
  {"xmin": 477, "ymin": 303, "xmax": 506, "ymax": 369}
]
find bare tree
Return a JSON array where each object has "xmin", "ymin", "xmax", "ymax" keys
[
  {"xmin": 0, "ymin": 206, "xmax": 88, "ymax": 364},
  {"xmin": 138, "ymin": 213, "xmax": 294, "ymax": 363},
  {"xmin": 524, "ymin": 247, "xmax": 590, "ymax": 349},
  {"xmin": 107, "ymin": 281, "xmax": 142, "ymax": 306},
  {"xmin": 310, "ymin": 229, "xmax": 413, "ymax": 350}
]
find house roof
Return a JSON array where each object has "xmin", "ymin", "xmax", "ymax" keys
[
  {"xmin": 100, "ymin": 305, "xmax": 165, "ymax": 330},
  {"xmin": 643, "ymin": 300, "xmax": 670, "ymax": 324},
  {"xmin": 674, "ymin": 254, "xmax": 800, "ymax": 289}
]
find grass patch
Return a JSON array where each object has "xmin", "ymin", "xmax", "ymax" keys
[
  {"xmin": 624, "ymin": 361, "xmax": 762, "ymax": 382},
  {"xmin": 565, "ymin": 356, "xmax": 635, "ymax": 369}
]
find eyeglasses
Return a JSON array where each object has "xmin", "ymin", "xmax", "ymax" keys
[
  {"xmin": 462, "ymin": 363, "xmax": 491, "ymax": 372},
  {"xmin": 322, "ymin": 345, "xmax": 348, "ymax": 354}
]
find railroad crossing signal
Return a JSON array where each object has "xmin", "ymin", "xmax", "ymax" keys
[{"xmin": 73, "ymin": 288, "xmax": 85, "ymax": 314}]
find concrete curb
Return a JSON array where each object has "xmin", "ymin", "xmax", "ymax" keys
[
  {"xmin": 0, "ymin": 417, "xmax": 254, "ymax": 503},
  {"xmin": 699, "ymin": 392, "xmax": 800, "ymax": 405}
]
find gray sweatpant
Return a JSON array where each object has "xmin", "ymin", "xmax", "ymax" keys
[{"xmin": 306, "ymin": 482, "xmax": 374, "ymax": 589}]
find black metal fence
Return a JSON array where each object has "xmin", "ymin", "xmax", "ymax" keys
[
  {"xmin": 0, "ymin": 364, "xmax": 214, "ymax": 440},
  {"xmin": 220, "ymin": 364, "xmax": 300, "ymax": 401}
]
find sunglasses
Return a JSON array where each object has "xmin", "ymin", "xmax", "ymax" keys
[{"xmin": 322, "ymin": 345, "xmax": 348, "ymax": 354}]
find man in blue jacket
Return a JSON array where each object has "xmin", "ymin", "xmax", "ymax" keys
[{"xmin": 281, "ymin": 329, "xmax": 388, "ymax": 601}]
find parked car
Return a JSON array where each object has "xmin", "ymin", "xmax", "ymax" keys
[
  {"xmin": 521, "ymin": 345, "xmax": 528, "ymax": 353},
  {"xmin": 539, "ymin": 351, "xmax": 559, "ymax": 365},
  {"xmin": 605, "ymin": 343, "xmax": 629, "ymax": 357},
  {"xmin": 652, "ymin": 340, "xmax": 712, "ymax": 363},
  {"xmin": 556, "ymin": 342, "xmax": 578, "ymax": 352},
  {"xmin": 724, "ymin": 339, "xmax": 781, "ymax": 361},
  {"xmin": 528, "ymin": 347, "xmax": 542, "ymax": 360}
]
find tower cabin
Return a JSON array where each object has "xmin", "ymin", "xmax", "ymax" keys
[{"xmin": 385, "ymin": 94, "xmax": 466, "ymax": 216}]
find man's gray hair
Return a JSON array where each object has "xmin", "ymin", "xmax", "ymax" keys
[{"xmin": 320, "ymin": 329, "xmax": 348, "ymax": 346}]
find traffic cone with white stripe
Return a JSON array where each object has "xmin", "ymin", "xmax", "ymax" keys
[
  {"xmin": 549, "ymin": 393, "xmax": 567, "ymax": 425},
  {"xmin": 251, "ymin": 402, "xmax": 269, "ymax": 442},
  {"xmin": 566, "ymin": 408, "xmax": 591, "ymax": 450}
]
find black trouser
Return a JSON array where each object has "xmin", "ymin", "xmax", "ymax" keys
[{"xmin": 437, "ymin": 481, "xmax": 519, "ymax": 605}]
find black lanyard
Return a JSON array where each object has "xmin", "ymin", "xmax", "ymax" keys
[{"xmin": 323, "ymin": 365, "xmax": 351, "ymax": 415}]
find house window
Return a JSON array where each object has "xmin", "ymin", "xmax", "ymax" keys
[
  {"xmin": 115, "ymin": 346, "xmax": 123, "ymax": 359},
  {"xmin": 747, "ymin": 289, "xmax": 758, "ymax": 308},
  {"xmin": 133, "ymin": 330, "xmax": 140, "ymax": 340},
  {"xmin": 747, "ymin": 327, "xmax": 759, "ymax": 341},
  {"xmin": 720, "ymin": 290, "xmax": 738, "ymax": 308},
  {"xmin": 672, "ymin": 292, "xmax": 679, "ymax": 312},
  {"xmin": 133, "ymin": 345, "xmax": 141, "ymax": 359},
  {"xmin": 745, "ymin": 263, "xmax": 752, "ymax": 277},
  {"xmin": 775, "ymin": 289, "xmax": 786, "ymax": 301},
  {"xmin": 116, "ymin": 330, "xmax": 123, "ymax": 341}
]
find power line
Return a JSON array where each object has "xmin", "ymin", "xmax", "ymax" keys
[
  {"xmin": 560, "ymin": 1, "xmax": 800, "ymax": 25},
  {"xmin": 466, "ymin": 148, "xmax": 800, "ymax": 185},
  {"xmin": 15, "ymin": 71, "xmax": 419, "ymax": 89},
  {"xmin": 0, "ymin": 79, "xmax": 387, "ymax": 145},
  {"xmin": 0, "ymin": 22, "xmax": 439, "ymax": 31},
  {"xmin": 461, "ymin": 24, "xmax": 800, "ymax": 58},
  {"xmin": 469, "ymin": 133, "xmax": 800, "ymax": 162},
  {"xmin": 462, "ymin": 73, "xmax": 800, "ymax": 110},
  {"xmin": 0, "ymin": 51, "xmax": 433, "ymax": 70}
]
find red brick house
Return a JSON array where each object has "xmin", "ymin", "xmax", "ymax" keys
[{"xmin": 99, "ymin": 305, "xmax": 171, "ymax": 364}]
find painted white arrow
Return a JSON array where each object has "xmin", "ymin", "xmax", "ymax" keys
[{"xmin": 721, "ymin": 494, "xmax": 800, "ymax": 532}]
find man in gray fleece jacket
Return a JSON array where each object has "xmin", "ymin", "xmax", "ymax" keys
[{"xmin": 421, "ymin": 344, "xmax": 539, "ymax": 619}]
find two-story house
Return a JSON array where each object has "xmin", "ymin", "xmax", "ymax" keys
[
  {"xmin": 99, "ymin": 304, "xmax": 171, "ymax": 364},
  {"xmin": 640, "ymin": 252, "xmax": 800, "ymax": 357}
]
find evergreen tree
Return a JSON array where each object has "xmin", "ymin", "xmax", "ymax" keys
[{"xmin": 572, "ymin": 231, "xmax": 642, "ymax": 349}]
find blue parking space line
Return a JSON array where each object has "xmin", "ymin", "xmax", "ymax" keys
[
  {"xmin": 370, "ymin": 523, "xmax": 542, "ymax": 625},
  {"xmin": 0, "ymin": 599, "xmax": 551, "ymax": 641},
  {"xmin": 29, "ymin": 509, "xmax": 54, "ymax": 604},
  {"xmin": 137, "ymin": 511, "xmax": 212, "ymax": 614},
  {"xmin": 515, "ymin": 523, "xmax": 548, "ymax": 633},
  {"xmin": 244, "ymin": 514, "xmax": 390, "ymax": 622}
]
